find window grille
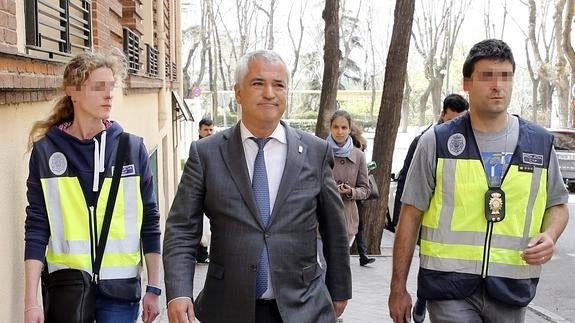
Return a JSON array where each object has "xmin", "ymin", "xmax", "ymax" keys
[
  {"xmin": 171, "ymin": 62, "xmax": 177, "ymax": 81},
  {"xmin": 24, "ymin": 0, "xmax": 92, "ymax": 59},
  {"xmin": 165, "ymin": 56, "xmax": 171, "ymax": 80},
  {"xmin": 123, "ymin": 27, "xmax": 140, "ymax": 74},
  {"xmin": 146, "ymin": 44, "xmax": 158, "ymax": 77}
]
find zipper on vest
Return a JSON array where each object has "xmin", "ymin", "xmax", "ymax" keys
[
  {"xmin": 482, "ymin": 222, "xmax": 494, "ymax": 277},
  {"xmin": 88, "ymin": 205, "xmax": 97, "ymax": 272}
]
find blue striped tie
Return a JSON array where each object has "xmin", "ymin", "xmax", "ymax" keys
[{"xmin": 251, "ymin": 137, "xmax": 272, "ymax": 298}]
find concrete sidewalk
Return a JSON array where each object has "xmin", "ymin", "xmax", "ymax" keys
[{"xmin": 146, "ymin": 230, "xmax": 559, "ymax": 322}]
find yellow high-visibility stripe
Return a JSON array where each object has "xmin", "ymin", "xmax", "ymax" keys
[
  {"xmin": 420, "ymin": 240, "xmax": 484, "ymax": 261},
  {"xmin": 43, "ymin": 175, "xmax": 143, "ymax": 277},
  {"xmin": 420, "ymin": 158, "xmax": 548, "ymax": 277}
]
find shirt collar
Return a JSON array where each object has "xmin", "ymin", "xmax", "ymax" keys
[{"xmin": 240, "ymin": 121, "xmax": 287, "ymax": 144}]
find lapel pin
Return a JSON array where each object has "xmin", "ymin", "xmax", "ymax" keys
[{"xmin": 298, "ymin": 145, "xmax": 303, "ymax": 153}]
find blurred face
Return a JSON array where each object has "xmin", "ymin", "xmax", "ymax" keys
[
  {"xmin": 463, "ymin": 59, "xmax": 513, "ymax": 117},
  {"xmin": 68, "ymin": 67, "xmax": 115, "ymax": 122},
  {"xmin": 234, "ymin": 58, "xmax": 288, "ymax": 134},
  {"xmin": 441, "ymin": 108, "xmax": 466, "ymax": 122},
  {"xmin": 199, "ymin": 124, "xmax": 214, "ymax": 138},
  {"xmin": 330, "ymin": 116, "xmax": 351, "ymax": 145}
]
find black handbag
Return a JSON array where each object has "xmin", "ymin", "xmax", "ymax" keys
[
  {"xmin": 366, "ymin": 174, "xmax": 380, "ymax": 200},
  {"xmin": 43, "ymin": 269, "xmax": 96, "ymax": 323},
  {"xmin": 43, "ymin": 133, "xmax": 129, "ymax": 323}
]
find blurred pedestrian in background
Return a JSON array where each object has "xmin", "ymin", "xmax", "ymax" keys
[{"xmin": 326, "ymin": 110, "xmax": 370, "ymax": 246}]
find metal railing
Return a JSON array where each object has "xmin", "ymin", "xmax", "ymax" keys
[
  {"xmin": 146, "ymin": 44, "xmax": 158, "ymax": 77},
  {"xmin": 25, "ymin": 0, "xmax": 91, "ymax": 59},
  {"xmin": 123, "ymin": 27, "xmax": 140, "ymax": 74}
]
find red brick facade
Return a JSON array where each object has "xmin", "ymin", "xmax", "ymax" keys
[
  {"xmin": 0, "ymin": 0, "xmax": 17, "ymax": 54},
  {"xmin": 0, "ymin": 0, "xmax": 178, "ymax": 105}
]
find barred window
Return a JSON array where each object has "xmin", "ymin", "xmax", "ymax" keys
[
  {"xmin": 24, "ymin": 0, "xmax": 92, "ymax": 59},
  {"xmin": 123, "ymin": 27, "xmax": 140, "ymax": 74},
  {"xmin": 146, "ymin": 44, "xmax": 158, "ymax": 77}
]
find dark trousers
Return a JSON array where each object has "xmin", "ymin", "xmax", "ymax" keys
[
  {"xmin": 355, "ymin": 201, "xmax": 368, "ymax": 258},
  {"xmin": 255, "ymin": 299, "xmax": 283, "ymax": 323}
]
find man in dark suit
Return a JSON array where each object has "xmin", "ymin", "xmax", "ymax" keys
[{"xmin": 163, "ymin": 50, "xmax": 352, "ymax": 323}]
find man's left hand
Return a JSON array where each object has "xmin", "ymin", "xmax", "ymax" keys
[
  {"xmin": 522, "ymin": 232, "xmax": 555, "ymax": 265},
  {"xmin": 141, "ymin": 292, "xmax": 160, "ymax": 323}
]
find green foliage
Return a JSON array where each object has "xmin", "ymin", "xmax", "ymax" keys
[{"xmin": 284, "ymin": 119, "xmax": 317, "ymax": 133}]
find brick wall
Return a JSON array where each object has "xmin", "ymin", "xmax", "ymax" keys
[
  {"xmin": 0, "ymin": 0, "xmax": 17, "ymax": 53},
  {"xmin": 0, "ymin": 53, "xmax": 63, "ymax": 105},
  {"xmin": 0, "ymin": 0, "xmax": 177, "ymax": 105}
]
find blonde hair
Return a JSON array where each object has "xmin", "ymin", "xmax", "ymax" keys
[{"xmin": 27, "ymin": 50, "xmax": 127, "ymax": 150}]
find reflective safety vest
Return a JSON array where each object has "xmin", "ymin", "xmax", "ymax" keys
[
  {"xmin": 35, "ymin": 135, "xmax": 144, "ymax": 280},
  {"xmin": 418, "ymin": 114, "xmax": 553, "ymax": 306}
]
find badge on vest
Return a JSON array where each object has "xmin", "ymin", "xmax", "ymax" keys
[
  {"xmin": 518, "ymin": 164, "xmax": 534, "ymax": 173},
  {"xmin": 485, "ymin": 188, "xmax": 505, "ymax": 222},
  {"xmin": 447, "ymin": 133, "xmax": 466, "ymax": 156},
  {"xmin": 112, "ymin": 164, "xmax": 136, "ymax": 176},
  {"xmin": 522, "ymin": 153, "xmax": 543, "ymax": 166},
  {"xmin": 121, "ymin": 164, "xmax": 136, "ymax": 176},
  {"xmin": 49, "ymin": 152, "xmax": 67, "ymax": 176}
]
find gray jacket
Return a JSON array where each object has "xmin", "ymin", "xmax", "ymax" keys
[{"xmin": 163, "ymin": 121, "xmax": 352, "ymax": 323}]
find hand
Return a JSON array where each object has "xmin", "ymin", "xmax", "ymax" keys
[
  {"xmin": 388, "ymin": 288, "xmax": 412, "ymax": 323},
  {"xmin": 333, "ymin": 300, "xmax": 348, "ymax": 317},
  {"xmin": 24, "ymin": 305, "xmax": 44, "ymax": 323},
  {"xmin": 141, "ymin": 292, "xmax": 160, "ymax": 323},
  {"xmin": 337, "ymin": 183, "xmax": 352, "ymax": 196},
  {"xmin": 167, "ymin": 298, "xmax": 195, "ymax": 323},
  {"xmin": 522, "ymin": 232, "xmax": 555, "ymax": 265}
]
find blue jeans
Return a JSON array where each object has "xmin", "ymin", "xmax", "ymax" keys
[{"xmin": 95, "ymin": 292, "xmax": 140, "ymax": 323}]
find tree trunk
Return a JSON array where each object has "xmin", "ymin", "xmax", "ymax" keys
[
  {"xmin": 563, "ymin": 0, "xmax": 575, "ymax": 126},
  {"xmin": 364, "ymin": 0, "xmax": 415, "ymax": 254},
  {"xmin": 315, "ymin": 0, "xmax": 340, "ymax": 139},
  {"xmin": 418, "ymin": 82, "xmax": 432, "ymax": 126},
  {"xmin": 400, "ymin": 76, "xmax": 411, "ymax": 133}
]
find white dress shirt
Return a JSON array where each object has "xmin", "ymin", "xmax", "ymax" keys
[{"xmin": 240, "ymin": 121, "xmax": 287, "ymax": 299}]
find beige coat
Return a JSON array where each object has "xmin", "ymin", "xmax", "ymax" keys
[{"xmin": 332, "ymin": 146, "xmax": 370, "ymax": 239}]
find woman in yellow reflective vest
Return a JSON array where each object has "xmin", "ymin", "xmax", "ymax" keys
[{"xmin": 24, "ymin": 51, "xmax": 161, "ymax": 323}]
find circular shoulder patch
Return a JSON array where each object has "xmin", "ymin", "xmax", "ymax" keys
[
  {"xmin": 447, "ymin": 133, "xmax": 466, "ymax": 156},
  {"xmin": 49, "ymin": 152, "xmax": 67, "ymax": 176}
]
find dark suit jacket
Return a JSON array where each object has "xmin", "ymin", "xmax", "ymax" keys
[{"xmin": 163, "ymin": 121, "xmax": 352, "ymax": 323}]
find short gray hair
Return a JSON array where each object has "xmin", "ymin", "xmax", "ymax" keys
[{"xmin": 234, "ymin": 50, "xmax": 289, "ymax": 85}]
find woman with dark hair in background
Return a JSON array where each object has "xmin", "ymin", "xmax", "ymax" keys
[
  {"xmin": 350, "ymin": 123, "xmax": 376, "ymax": 266},
  {"xmin": 326, "ymin": 110, "xmax": 370, "ymax": 249}
]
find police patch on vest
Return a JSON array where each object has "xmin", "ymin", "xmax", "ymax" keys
[
  {"xmin": 447, "ymin": 133, "xmax": 466, "ymax": 156},
  {"xmin": 121, "ymin": 164, "xmax": 136, "ymax": 176},
  {"xmin": 48, "ymin": 152, "xmax": 67, "ymax": 175},
  {"xmin": 522, "ymin": 153, "xmax": 543, "ymax": 166}
]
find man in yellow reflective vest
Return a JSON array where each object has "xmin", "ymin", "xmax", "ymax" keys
[{"xmin": 388, "ymin": 39, "xmax": 569, "ymax": 323}]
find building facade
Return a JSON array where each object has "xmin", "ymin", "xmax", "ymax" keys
[{"xmin": 0, "ymin": 0, "xmax": 187, "ymax": 320}]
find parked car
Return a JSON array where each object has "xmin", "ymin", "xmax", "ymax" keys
[{"xmin": 548, "ymin": 128, "xmax": 575, "ymax": 192}]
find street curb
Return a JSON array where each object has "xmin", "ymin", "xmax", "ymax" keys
[{"xmin": 528, "ymin": 304, "xmax": 571, "ymax": 323}]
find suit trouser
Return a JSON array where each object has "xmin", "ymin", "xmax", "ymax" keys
[{"xmin": 255, "ymin": 299, "xmax": 283, "ymax": 323}]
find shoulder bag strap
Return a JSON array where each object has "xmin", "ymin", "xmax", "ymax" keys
[{"xmin": 92, "ymin": 132, "xmax": 130, "ymax": 282}]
